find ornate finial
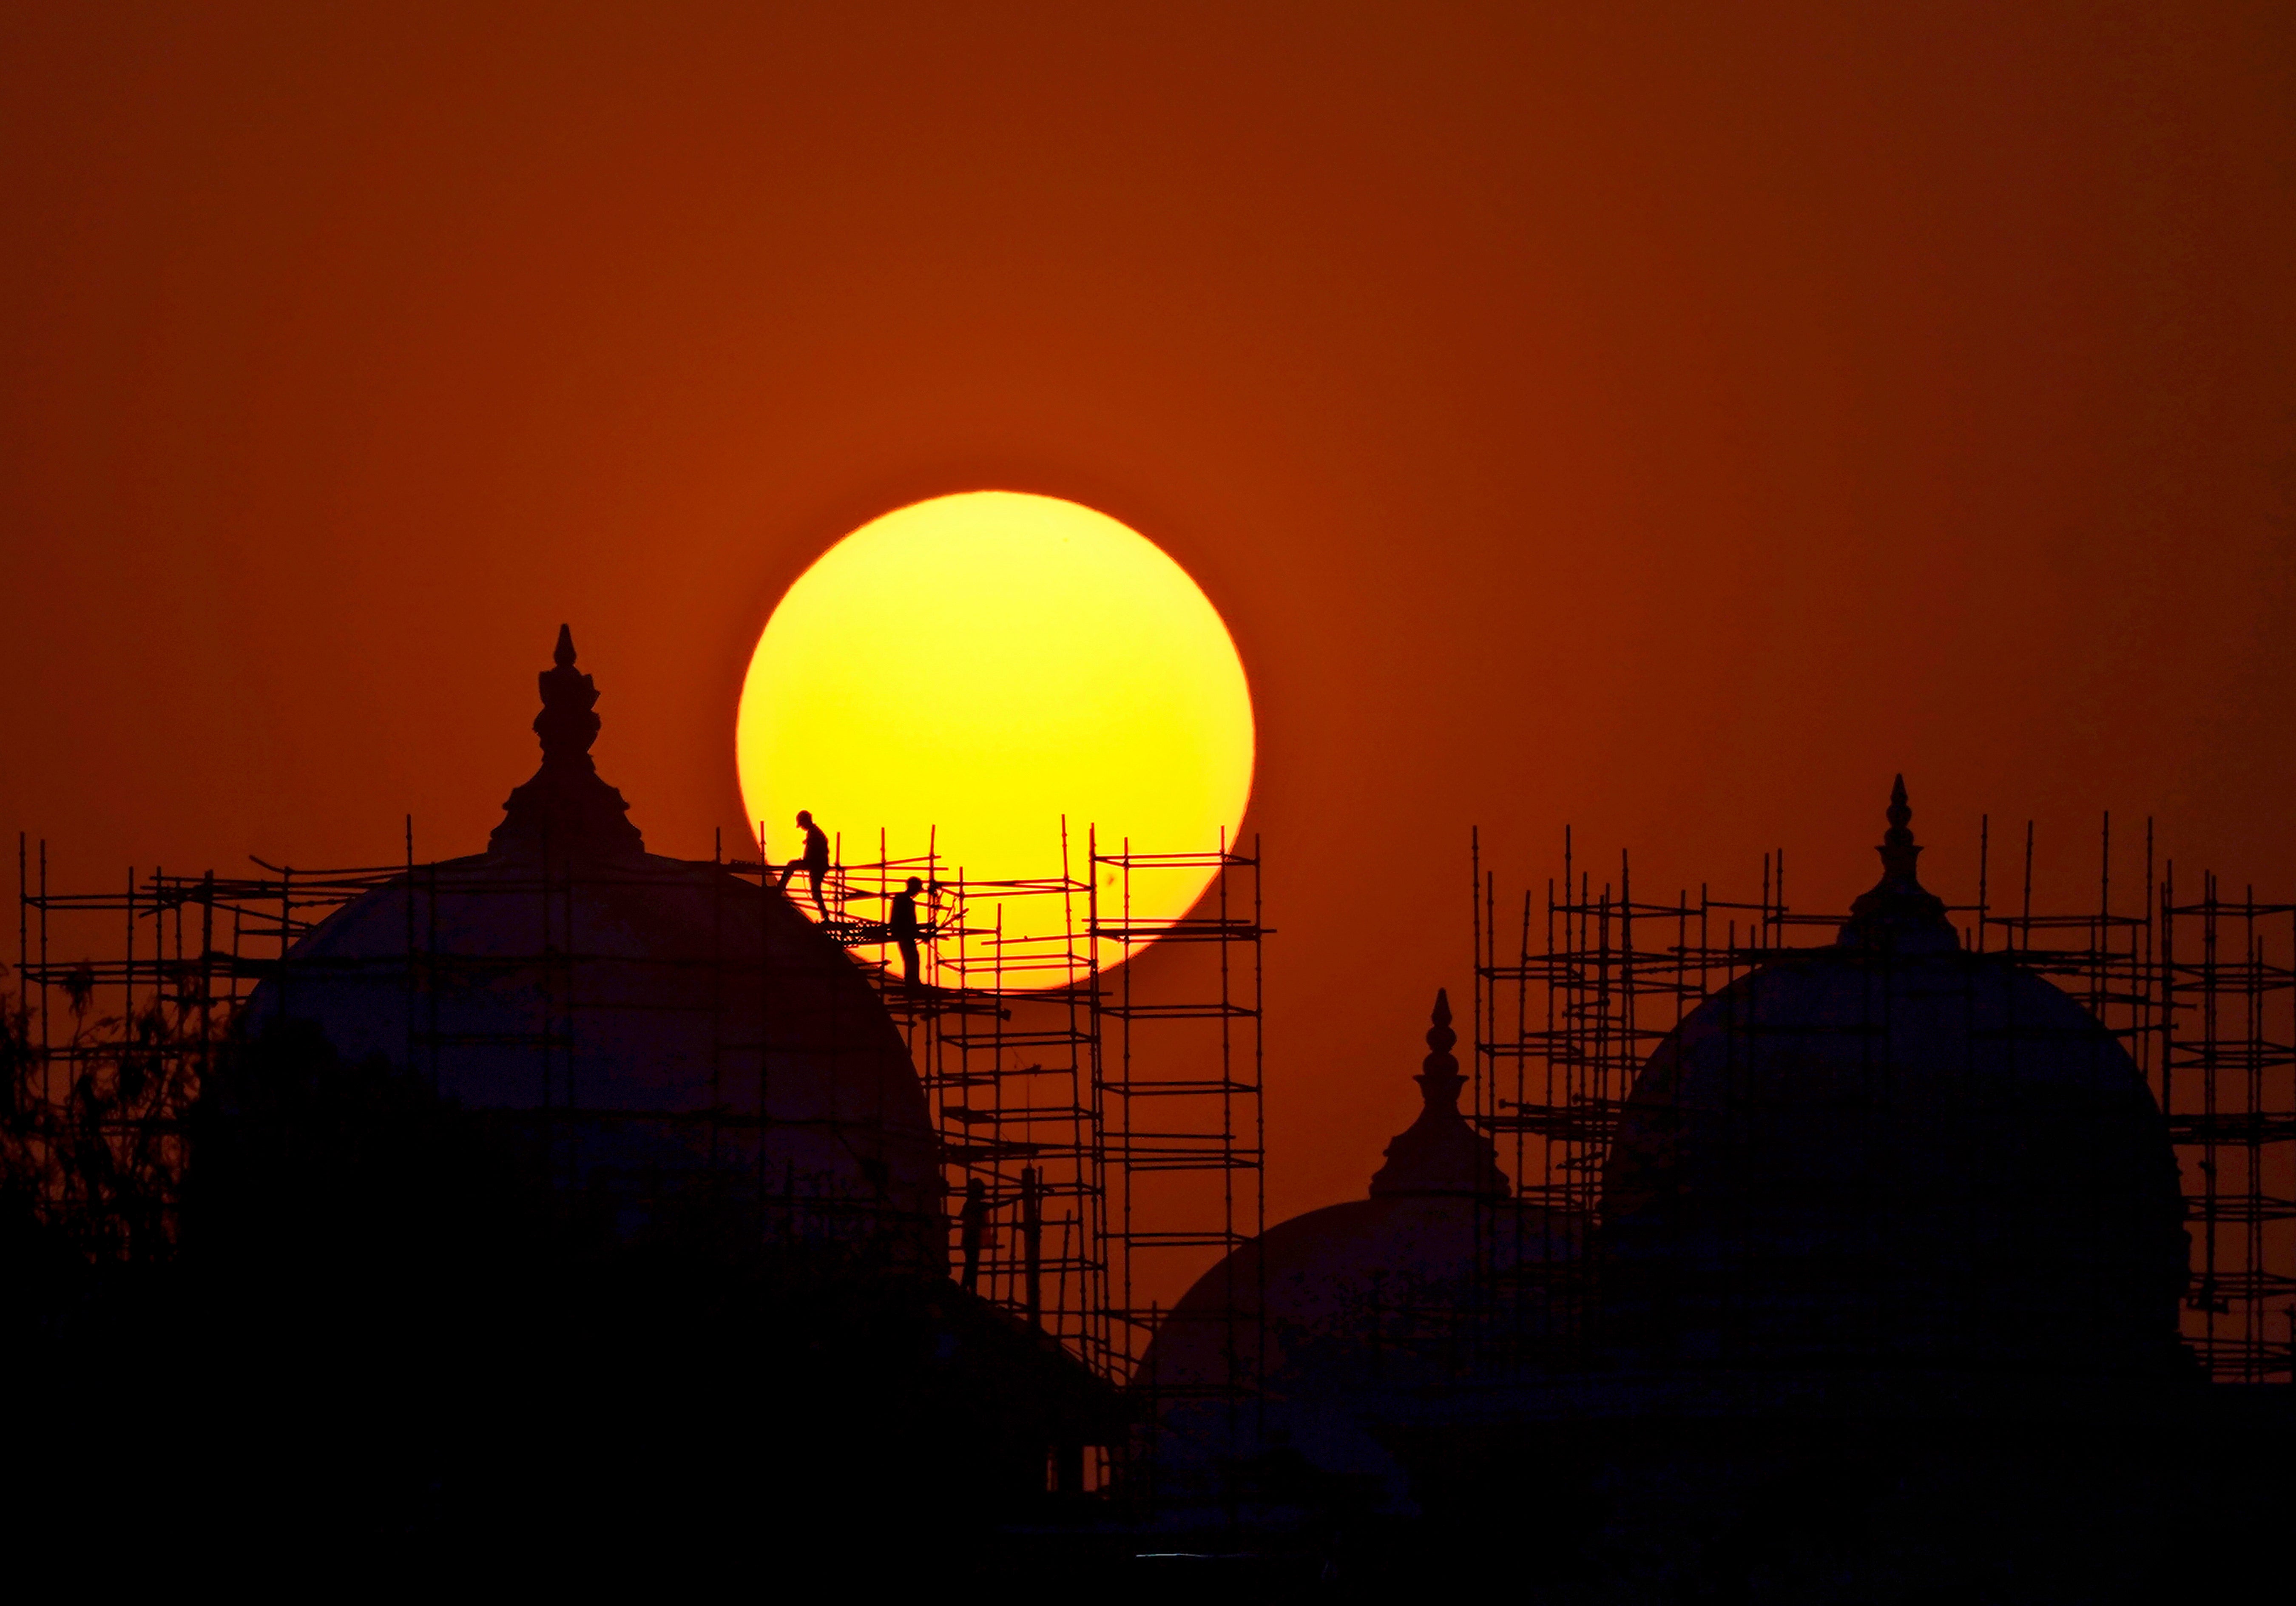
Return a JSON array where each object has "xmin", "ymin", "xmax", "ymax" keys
[
  {"xmin": 1424, "ymin": 987, "xmax": 1458, "ymax": 1083},
  {"xmin": 534, "ymin": 625, "xmax": 602, "ymax": 762},
  {"xmin": 1837, "ymin": 773, "xmax": 1951, "ymax": 950},
  {"xmin": 1370, "ymin": 986, "xmax": 1507, "ymax": 1198},
  {"xmin": 1879, "ymin": 773, "xmax": 1920, "ymax": 883},
  {"xmin": 489, "ymin": 626, "xmax": 645, "ymax": 857}
]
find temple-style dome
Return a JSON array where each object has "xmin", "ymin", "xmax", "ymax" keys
[
  {"xmin": 1598, "ymin": 779, "xmax": 2188, "ymax": 1375},
  {"xmin": 244, "ymin": 628, "xmax": 941, "ymax": 1267},
  {"xmin": 1136, "ymin": 992, "xmax": 1572, "ymax": 1512}
]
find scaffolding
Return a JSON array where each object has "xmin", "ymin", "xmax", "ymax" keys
[
  {"xmin": 761, "ymin": 826, "xmax": 1271, "ymax": 1498},
  {"xmin": 6, "ymin": 833, "xmax": 954, "ymax": 1264},
  {"xmin": 2162, "ymin": 868, "xmax": 2296, "ymax": 1380},
  {"xmin": 1471, "ymin": 816, "xmax": 2295, "ymax": 1384},
  {"xmin": 1093, "ymin": 831, "xmax": 1267, "ymax": 1493},
  {"xmin": 5, "ymin": 821, "xmax": 1269, "ymax": 1437},
  {"xmin": 735, "ymin": 824, "xmax": 1117, "ymax": 1377}
]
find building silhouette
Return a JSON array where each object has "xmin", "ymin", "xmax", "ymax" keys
[
  {"xmin": 240, "ymin": 625, "xmax": 944, "ymax": 1265},
  {"xmin": 7, "ymin": 641, "xmax": 2289, "ymax": 1587},
  {"xmin": 1131, "ymin": 781, "xmax": 2290, "ymax": 1593}
]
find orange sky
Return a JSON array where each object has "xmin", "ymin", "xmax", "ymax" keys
[{"xmin": 3, "ymin": 3, "xmax": 2292, "ymax": 1219}]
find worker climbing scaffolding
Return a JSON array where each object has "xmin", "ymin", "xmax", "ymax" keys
[
  {"xmin": 778, "ymin": 808, "xmax": 832, "ymax": 919},
  {"xmin": 772, "ymin": 813, "xmax": 946, "ymax": 995}
]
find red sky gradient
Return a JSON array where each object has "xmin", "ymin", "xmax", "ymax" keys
[{"xmin": 3, "ymin": 4, "xmax": 2292, "ymax": 1219}]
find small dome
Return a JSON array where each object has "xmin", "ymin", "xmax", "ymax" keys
[
  {"xmin": 1599, "ymin": 780, "xmax": 2188, "ymax": 1375},
  {"xmin": 1137, "ymin": 992, "xmax": 1573, "ymax": 1512},
  {"xmin": 244, "ymin": 628, "xmax": 941, "ymax": 1267}
]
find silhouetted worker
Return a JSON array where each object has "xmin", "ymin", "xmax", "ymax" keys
[
  {"xmin": 891, "ymin": 875, "xmax": 926, "ymax": 989},
  {"xmin": 779, "ymin": 809, "xmax": 831, "ymax": 919},
  {"xmin": 960, "ymin": 1177, "xmax": 989, "ymax": 1293}
]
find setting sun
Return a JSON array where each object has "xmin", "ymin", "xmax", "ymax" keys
[{"xmin": 736, "ymin": 491, "xmax": 1255, "ymax": 978}]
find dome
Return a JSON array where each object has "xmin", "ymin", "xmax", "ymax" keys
[
  {"xmin": 244, "ymin": 627, "xmax": 941, "ymax": 1267},
  {"xmin": 1136, "ymin": 992, "xmax": 1573, "ymax": 1513},
  {"xmin": 1598, "ymin": 780, "xmax": 2188, "ymax": 1375}
]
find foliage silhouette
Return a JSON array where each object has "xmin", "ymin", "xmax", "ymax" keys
[{"xmin": 0, "ymin": 973, "xmax": 194, "ymax": 1274}]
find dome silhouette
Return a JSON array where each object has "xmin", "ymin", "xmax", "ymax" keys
[
  {"xmin": 243, "ymin": 627, "xmax": 942, "ymax": 1266},
  {"xmin": 1597, "ymin": 779, "xmax": 2189, "ymax": 1374},
  {"xmin": 1136, "ymin": 991, "xmax": 1573, "ymax": 1512}
]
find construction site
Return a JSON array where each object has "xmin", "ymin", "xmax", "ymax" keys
[
  {"xmin": 4, "ymin": 823, "xmax": 1268, "ymax": 1466},
  {"xmin": 2, "ymin": 632, "xmax": 2290, "ymax": 1586}
]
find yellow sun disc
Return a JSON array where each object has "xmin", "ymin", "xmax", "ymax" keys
[{"xmin": 736, "ymin": 491, "xmax": 1255, "ymax": 986}]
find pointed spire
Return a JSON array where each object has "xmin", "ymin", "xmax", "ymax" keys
[
  {"xmin": 489, "ymin": 625, "xmax": 645, "ymax": 857},
  {"xmin": 1879, "ymin": 773, "xmax": 1920, "ymax": 884},
  {"xmin": 533, "ymin": 623, "xmax": 602, "ymax": 763},
  {"xmin": 1370, "ymin": 987, "xmax": 1508, "ymax": 1198},
  {"xmin": 1837, "ymin": 774, "xmax": 1952, "ymax": 951},
  {"xmin": 1417, "ymin": 987, "xmax": 1465, "ymax": 1111}
]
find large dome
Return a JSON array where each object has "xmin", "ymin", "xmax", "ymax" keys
[
  {"xmin": 243, "ymin": 628, "xmax": 941, "ymax": 1267},
  {"xmin": 1599, "ymin": 782, "xmax": 2188, "ymax": 1375},
  {"xmin": 1136, "ymin": 993, "xmax": 1572, "ymax": 1513}
]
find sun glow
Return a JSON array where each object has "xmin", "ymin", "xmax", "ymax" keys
[{"xmin": 736, "ymin": 492, "xmax": 1255, "ymax": 984}]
